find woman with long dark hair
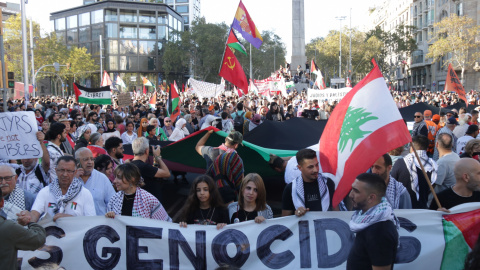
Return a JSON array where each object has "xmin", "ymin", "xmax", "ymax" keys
[{"xmin": 177, "ymin": 175, "xmax": 229, "ymax": 229}]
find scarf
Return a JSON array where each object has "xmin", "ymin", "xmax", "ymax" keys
[
  {"xmin": 404, "ymin": 150, "xmax": 437, "ymax": 200},
  {"xmin": 3, "ymin": 187, "xmax": 26, "ymax": 219},
  {"xmin": 349, "ymin": 197, "xmax": 399, "ymax": 233},
  {"xmin": 49, "ymin": 178, "xmax": 83, "ymax": 214},
  {"xmin": 108, "ymin": 188, "xmax": 171, "ymax": 221},
  {"xmin": 386, "ymin": 176, "xmax": 407, "ymax": 209},
  {"xmin": 291, "ymin": 174, "xmax": 330, "ymax": 212},
  {"xmin": 217, "ymin": 143, "xmax": 235, "ymax": 153}
]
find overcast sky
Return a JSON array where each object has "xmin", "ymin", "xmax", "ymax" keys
[{"xmin": 17, "ymin": 0, "xmax": 378, "ymax": 59}]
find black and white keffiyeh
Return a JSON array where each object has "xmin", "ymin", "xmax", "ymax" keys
[
  {"xmin": 386, "ymin": 176, "xmax": 407, "ymax": 209},
  {"xmin": 292, "ymin": 174, "xmax": 330, "ymax": 212},
  {"xmin": 349, "ymin": 197, "xmax": 400, "ymax": 233},
  {"xmin": 404, "ymin": 150, "xmax": 437, "ymax": 200},
  {"xmin": 5, "ymin": 186, "xmax": 26, "ymax": 210},
  {"xmin": 49, "ymin": 178, "xmax": 83, "ymax": 214}
]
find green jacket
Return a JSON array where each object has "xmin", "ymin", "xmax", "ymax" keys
[{"xmin": 0, "ymin": 216, "xmax": 46, "ymax": 270}]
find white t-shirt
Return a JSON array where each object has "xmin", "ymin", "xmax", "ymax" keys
[
  {"xmin": 456, "ymin": 135, "xmax": 475, "ymax": 155},
  {"xmin": 31, "ymin": 186, "xmax": 96, "ymax": 218}
]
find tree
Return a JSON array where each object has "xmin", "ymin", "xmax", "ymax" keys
[
  {"xmin": 64, "ymin": 47, "xmax": 98, "ymax": 81},
  {"xmin": 426, "ymin": 14, "xmax": 480, "ymax": 83}
]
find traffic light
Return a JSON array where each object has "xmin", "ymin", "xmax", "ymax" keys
[{"xmin": 7, "ymin": 72, "xmax": 14, "ymax": 88}]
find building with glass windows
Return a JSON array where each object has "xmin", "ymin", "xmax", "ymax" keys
[{"xmin": 50, "ymin": 0, "xmax": 183, "ymax": 91}]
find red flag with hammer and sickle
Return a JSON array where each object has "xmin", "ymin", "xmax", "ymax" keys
[{"xmin": 219, "ymin": 45, "xmax": 248, "ymax": 94}]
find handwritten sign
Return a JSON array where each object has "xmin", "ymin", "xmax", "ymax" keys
[
  {"xmin": 0, "ymin": 112, "xmax": 42, "ymax": 159},
  {"xmin": 307, "ymin": 88, "xmax": 352, "ymax": 104},
  {"xmin": 117, "ymin": 92, "xmax": 132, "ymax": 108}
]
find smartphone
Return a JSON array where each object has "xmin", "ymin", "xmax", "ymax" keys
[{"xmin": 76, "ymin": 160, "xmax": 82, "ymax": 169}]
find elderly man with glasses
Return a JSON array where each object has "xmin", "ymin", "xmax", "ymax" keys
[
  {"xmin": 0, "ymin": 165, "xmax": 36, "ymax": 220},
  {"xmin": 412, "ymin": 112, "xmax": 428, "ymax": 138},
  {"xmin": 17, "ymin": 156, "xmax": 96, "ymax": 223}
]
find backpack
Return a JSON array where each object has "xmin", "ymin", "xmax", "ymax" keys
[
  {"xmin": 16, "ymin": 165, "xmax": 47, "ymax": 188},
  {"xmin": 233, "ymin": 112, "xmax": 245, "ymax": 134}
]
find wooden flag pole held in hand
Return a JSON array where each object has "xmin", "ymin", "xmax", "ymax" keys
[{"xmin": 410, "ymin": 143, "xmax": 443, "ymax": 209}]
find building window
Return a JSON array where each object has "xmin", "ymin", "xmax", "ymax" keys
[
  {"xmin": 108, "ymin": 56, "xmax": 118, "ymax": 70},
  {"xmin": 79, "ymin": 42, "xmax": 91, "ymax": 54},
  {"xmin": 176, "ymin": 0, "xmax": 188, "ymax": 2},
  {"xmin": 139, "ymin": 26, "xmax": 156, "ymax": 39},
  {"xmin": 91, "ymin": 10, "xmax": 103, "ymax": 24},
  {"xmin": 158, "ymin": 26, "xmax": 166, "ymax": 39},
  {"xmin": 176, "ymin": 5, "xmax": 188, "ymax": 13},
  {"xmin": 56, "ymin": 31, "xmax": 66, "ymax": 42},
  {"xmin": 120, "ymin": 26, "xmax": 137, "ymax": 39},
  {"xmin": 119, "ymin": 56, "xmax": 138, "ymax": 71},
  {"xmin": 139, "ymin": 11, "xmax": 156, "ymax": 24},
  {"xmin": 139, "ymin": 40, "xmax": 156, "ymax": 55},
  {"xmin": 120, "ymin": 10, "xmax": 137, "ymax": 23},
  {"xmin": 79, "ymin": 26, "xmax": 91, "ymax": 42},
  {"xmin": 67, "ymin": 15, "xmax": 77, "ymax": 29},
  {"xmin": 92, "ymin": 24, "xmax": 103, "ymax": 40},
  {"xmin": 105, "ymin": 10, "xmax": 118, "ymax": 22},
  {"xmin": 139, "ymin": 57, "xmax": 156, "ymax": 71},
  {"xmin": 108, "ymin": 40, "xmax": 118, "ymax": 54},
  {"xmin": 55, "ymin": 18, "xmax": 65, "ymax": 31},
  {"xmin": 183, "ymin": 15, "xmax": 189, "ymax": 24},
  {"xmin": 168, "ymin": 14, "xmax": 173, "ymax": 28},
  {"xmin": 456, "ymin": 3, "xmax": 463, "ymax": 16},
  {"xmin": 120, "ymin": 40, "xmax": 138, "ymax": 54},
  {"xmin": 67, "ymin": 29, "xmax": 78, "ymax": 44},
  {"xmin": 79, "ymin": 13, "xmax": 90, "ymax": 27},
  {"xmin": 158, "ymin": 15, "xmax": 166, "ymax": 24},
  {"xmin": 166, "ymin": 0, "xmax": 173, "ymax": 3},
  {"xmin": 105, "ymin": 23, "xmax": 118, "ymax": 38}
]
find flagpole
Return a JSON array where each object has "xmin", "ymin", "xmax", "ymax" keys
[
  {"xmin": 410, "ymin": 143, "xmax": 443, "ymax": 209},
  {"xmin": 249, "ymin": 44, "xmax": 253, "ymax": 81}
]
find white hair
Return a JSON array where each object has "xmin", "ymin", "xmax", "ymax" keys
[
  {"xmin": 132, "ymin": 137, "xmax": 149, "ymax": 155},
  {"xmin": 0, "ymin": 164, "xmax": 15, "ymax": 175}
]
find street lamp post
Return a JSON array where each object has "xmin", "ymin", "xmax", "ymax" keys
[
  {"xmin": 21, "ymin": 0, "xmax": 29, "ymax": 103},
  {"xmin": 335, "ymin": 16, "xmax": 346, "ymax": 81},
  {"xmin": 30, "ymin": 18, "xmax": 35, "ymax": 98}
]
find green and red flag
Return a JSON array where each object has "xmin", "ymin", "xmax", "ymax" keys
[
  {"xmin": 440, "ymin": 209, "xmax": 480, "ymax": 269},
  {"xmin": 319, "ymin": 60, "xmax": 411, "ymax": 206},
  {"xmin": 219, "ymin": 45, "xmax": 248, "ymax": 95},
  {"xmin": 168, "ymin": 81, "xmax": 181, "ymax": 120},
  {"xmin": 149, "ymin": 91, "xmax": 157, "ymax": 110},
  {"xmin": 74, "ymin": 83, "xmax": 112, "ymax": 105},
  {"xmin": 142, "ymin": 76, "xmax": 153, "ymax": 87},
  {"xmin": 226, "ymin": 28, "xmax": 247, "ymax": 56}
]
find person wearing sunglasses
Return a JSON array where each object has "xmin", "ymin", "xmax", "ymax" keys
[{"xmin": 412, "ymin": 112, "xmax": 428, "ymax": 138}]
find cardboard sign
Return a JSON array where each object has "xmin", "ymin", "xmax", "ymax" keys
[
  {"xmin": 117, "ymin": 92, "xmax": 132, "ymax": 107},
  {"xmin": 0, "ymin": 111, "xmax": 42, "ymax": 159}
]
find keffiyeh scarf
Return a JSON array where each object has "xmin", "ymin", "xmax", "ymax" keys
[
  {"xmin": 292, "ymin": 174, "xmax": 330, "ymax": 212},
  {"xmin": 2, "ymin": 187, "xmax": 26, "ymax": 220},
  {"xmin": 404, "ymin": 150, "xmax": 437, "ymax": 200},
  {"xmin": 386, "ymin": 176, "xmax": 407, "ymax": 209},
  {"xmin": 49, "ymin": 178, "xmax": 83, "ymax": 214},
  {"xmin": 349, "ymin": 197, "xmax": 400, "ymax": 233},
  {"xmin": 107, "ymin": 188, "xmax": 171, "ymax": 221}
]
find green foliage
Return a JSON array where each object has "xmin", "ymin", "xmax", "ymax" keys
[{"xmin": 426, "ymin": 15, "xmax": 480, "ymax": 82}]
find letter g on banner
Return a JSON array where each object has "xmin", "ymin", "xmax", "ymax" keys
[{"xmin": 83, "ymin": 225, "xmax": 121, "ymax": 270}]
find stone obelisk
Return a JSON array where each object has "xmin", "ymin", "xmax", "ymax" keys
[{"xmin": 291, "ymin": 0, "xmax": 306, "ymax": 75}]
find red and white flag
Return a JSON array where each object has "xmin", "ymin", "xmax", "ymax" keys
[
  {"xmin": 319, "ymin": 60, "xmax": 411, "ymax": 207},
  {"xmin": 346, "ymin": 77, "xmax": 352, "ymax": 87}
]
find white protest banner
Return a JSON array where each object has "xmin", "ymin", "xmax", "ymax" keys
[
  {"xmin": 18, "ymin": 203, "xmax": 480, "ymax": 270},
  {"xmin": 307, "ymin": 87, "xmax": 352, "ymax": 104},
  {"xmin": 0, "ymin": 111, "xmax": 42, "ymax": 159},
  {"xmin": 188, "ymin": 78, "xmax": 224, "ymax": 99}
]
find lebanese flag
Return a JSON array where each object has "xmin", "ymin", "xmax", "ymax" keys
[
  {"xmin": 319, "ymin": 60, "xmax": 411, "ymax": 207},
  {"xmin": 149, "ymin": 91, "xmax": 157, "ymax": 110}
]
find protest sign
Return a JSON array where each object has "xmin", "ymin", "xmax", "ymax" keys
[
  {"xmin": 307, "ymin": 88, "xmax": 351, "ymax": 104},
  {"xmin": 18, "ymin": 203, "xmax": 480, "ymax": 270},
  {"xmin": 117, "ymin": 92, "xmax": 132, "ymax": 107},
  {"xmin": 0, "ymin": 111, "xmax": 42, "ymax": 159}
]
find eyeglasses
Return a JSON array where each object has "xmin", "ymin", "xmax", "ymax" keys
[
  {"xmin": 165, "ymin": 120, "xmax": 171, "ymax": 123},
  {"xmin": 0, "ymin": 175, "xmax": 16, "ymax": 182},
  {"xmin": 56, "ymin": 169, "xmax": 75, "ymax": 175},
  {"xmin": 76, "ymin": 118, "xmax": 82, "ymax": 120},
  {"xmin": 79, "ymin": 157, "xmax": 95, "ymax": 162},
  {"xmin": 414, "ymin": 115, "xmax": 422, "ymax": 118}
]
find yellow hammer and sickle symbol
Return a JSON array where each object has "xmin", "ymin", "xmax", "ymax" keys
[{"xmin": 225, "ymin": 57, "xmax": 235, "ymax": 70}]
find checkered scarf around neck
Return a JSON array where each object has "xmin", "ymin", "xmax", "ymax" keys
[
  {"xmin": 292, "ymin": 174, "xmax": 330, "ymax": 212},
  {"xmin": 404, "ymin": 150, "xmax": 437, "ymax": 200},
  {"xmin": 49, "ymin": 178, "xmax": 83, "ymax": 214},
  {"xmin": 108, "ymin": 187, "xmax": 171, "ymax": 221},
  {"xmin": 209, "ymin": 152, "xmax": 244, "ymax": 190},
  {"xmin": 4, "ymin": 186, "xmax": 26, "ymax": 210},
  {"xmin": 349, "ymin": 197, "xmax": 400, "ymax": 233},
  {"xmin": 386, "ymin": 176, "xmax": 407, "ymax": 209}
]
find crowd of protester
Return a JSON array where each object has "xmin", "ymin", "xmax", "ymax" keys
[{"xmin": 1, "ymin": 85, "xmax": 480, "ymax": 270}]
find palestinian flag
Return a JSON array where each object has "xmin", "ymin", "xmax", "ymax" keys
[
  {"xmin": 74, "ymin": 83, "xmax": 112, "ymax": 105},
  {"xmin": 122, "ymin": 127, "xmax": 296, "ymax": 177},
  {"xmin": 227, "ymin": 28, "xmax": 247, "ymax": 56},
  {"xmin": 149, "ymin": 91, "xmax": 157, "ymax": 110},
  {"xmin": 168, "ymin": 81, "xmax": 181, "ymax": 120},
  {"xmin": 440, "ymin": 209, "xmax": 480, "ymax": 269},
  {"xmin": 142, "ymin": 77, "xmax": 153, "ymax": 87},
  {"xmin": 311, "ymin": 60, "xmax": 326, "ymax": 90},
  {"xmin": 319, "ymin": 60, "xmax": 411, "ymax": 206}
]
